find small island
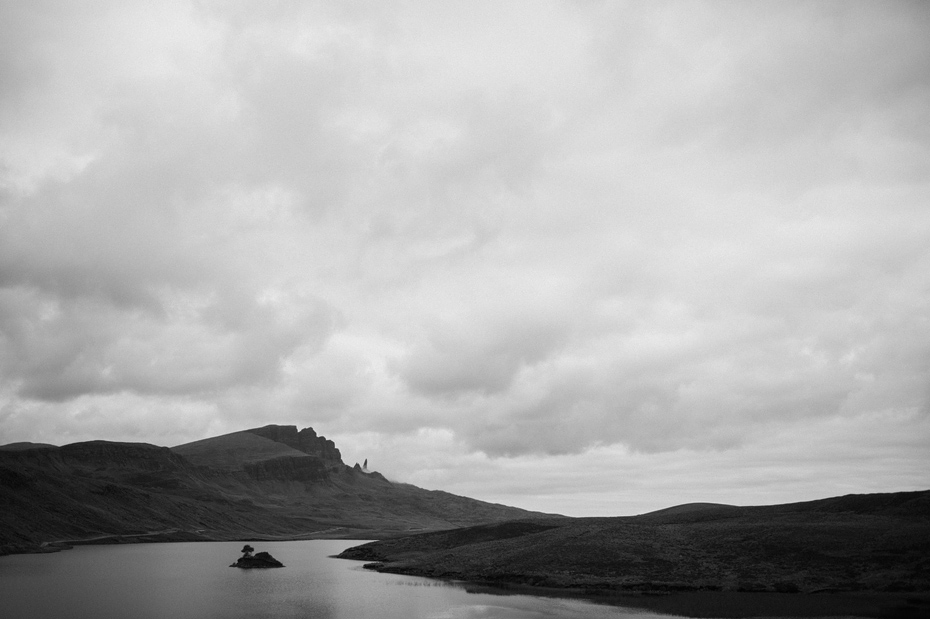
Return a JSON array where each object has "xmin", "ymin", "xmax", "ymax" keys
[{"xmin": 230, "ymin": 544, "xmax": 284, "ymax": 569}]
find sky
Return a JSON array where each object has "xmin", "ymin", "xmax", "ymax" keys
[{"xmin": 1, "ymin": 0, "xmax": 928, "ymax": 517}]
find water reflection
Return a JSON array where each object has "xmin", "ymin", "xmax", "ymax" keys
[{"xmin": 0, "ymin": 540, "xmax": 657, "ymax": 619}]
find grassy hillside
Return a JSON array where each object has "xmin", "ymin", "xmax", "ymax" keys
[
  {"xmin": 172, "ymin": 431, "xmax": 308, "ymax": 469},
  {"xmin": 339, "ymin": 490, "xmax": 930, "ymax": 598},
  {"xmin": 0, "ymin": 425, "xmax": 548, "ymax": 555},
  {"xmin": 0, "ymin": 442, "xmax": 57, "ymax": 451}
]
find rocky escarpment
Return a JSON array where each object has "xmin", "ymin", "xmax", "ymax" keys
[
  {"xmin": 172, "ymin": 425, "xmax": 345, "ymax": 474},
  {"xmin": 246, "ymin": 425, "xmax": 342, "ymax": 463}
]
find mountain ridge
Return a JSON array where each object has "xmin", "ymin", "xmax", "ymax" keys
[{"xmin": 0, "ymin": 424, "xmax": 551, "ymax": 556}]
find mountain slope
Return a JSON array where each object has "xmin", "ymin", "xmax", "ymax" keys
[
  {"xmin": 339, "ymin": 490, "xmax": 930, "ymax": 596},
  {"xmin": 171, "ymin": 431, "xmax": 309, "ymax": 469},
  {"xmin": 0, "ymin": 442, "xmax": 57, "ymax": 451},
  {"xmin": 0, "ymin": 425, "xmax": 549, "ymax": 555}
]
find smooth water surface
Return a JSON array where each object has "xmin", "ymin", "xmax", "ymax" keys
[{"xmin": 0, "ymin": 541, "xmax": 665, "ymax": 619}]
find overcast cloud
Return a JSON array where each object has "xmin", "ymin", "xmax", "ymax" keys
[{"xmin": 1, "ymin": 0, "xmax": 928, "ymax": 515}]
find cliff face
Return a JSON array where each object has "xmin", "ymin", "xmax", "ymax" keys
[{"xmin": 245, "ymin": 425, "xmax": 342, "ymax": 464}]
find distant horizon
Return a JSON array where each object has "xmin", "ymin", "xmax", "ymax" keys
[
  {"xmin": 2, "ymin": 422, "xmax": 927, "ymax": 518},
  {"xmin": 1, "ymin": 1, "xmax": 928, "ymax": 520}
]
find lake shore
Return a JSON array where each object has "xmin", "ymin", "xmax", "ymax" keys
[
  {"xmin": 0, "ymin": 527, "xmax": 382, "ymax": 558},
  {"xmin": 4, "ymin": 533, "xmax": 928, "ymax": 617},
  {"xmin": 342, "ymin": 559, "xmax": 930, "ymax": 618},
  {"xmin": 460, "ymin": 583, "xmax": 930, "ymax": 619},
  {"xmin": 337, "ymin": 494, "xmax": 930, "ymax": 617}
]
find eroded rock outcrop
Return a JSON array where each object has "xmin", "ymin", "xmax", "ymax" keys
[{"xmin": 246, "ymin": 425, "xmax": 342, "ymax": 464}]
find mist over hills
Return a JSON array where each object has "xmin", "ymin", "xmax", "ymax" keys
[{"xmin": 0, "ymin": 424, "xmax": 548, "ymax": 555}]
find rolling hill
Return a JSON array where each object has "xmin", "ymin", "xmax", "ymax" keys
[
  {"xmin": 339, "ymin": 490, "xmax": 930, "ymax": 602},
  {"xmin": 0, "ymin": 424, "xmax": 549, "ymax": 555}
]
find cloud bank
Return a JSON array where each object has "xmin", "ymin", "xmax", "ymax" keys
[{"xmin": 1, "ymin": 0, "xmax": 928, "ymax": 514}]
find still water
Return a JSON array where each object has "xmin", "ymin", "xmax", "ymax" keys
[{"xmin": 0, "ymin": 540, "xmax": 664, "ymax": 619}]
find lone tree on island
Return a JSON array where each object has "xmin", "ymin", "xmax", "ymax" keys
[{"xmin": 230, "ymin": 544, "xmax": 284, "ymax": 568}]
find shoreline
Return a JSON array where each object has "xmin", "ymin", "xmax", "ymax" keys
[
  {"xmin": 0, "ymin": 529, "xmax": 377, "ymax": 558},
  {"xmin": 355, "ymin": 562, "xmax": 930, "ymax": 618},
  {"xmin": 5, "ymin": 536, "xmax": 928, "ymax": 617},
  {"xmin": 471, "ymin": 585, "xmax": 930, "ymax": 619}
]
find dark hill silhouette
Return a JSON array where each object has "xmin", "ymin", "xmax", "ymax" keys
[
  {"xmin": 0, "ymin": 425, "xmax": 550, "ymax": 556},
  {"xmin": 0, "ymin": 442, "xmax": 57, "ymax": 451},
  {"xmin": 340, "ymin": 490, "xmax": 930, "ymax": 605},
  {"xmin": 172, "ymin": 431, "xmax": 308, "ymax": 469},
  {"xmin": 639, "ymin": 502, "xmax": 736, "ymax": 518},
  {"xmin": 173, "ymin": 425, "xmax": 346, "ymax": 470}
]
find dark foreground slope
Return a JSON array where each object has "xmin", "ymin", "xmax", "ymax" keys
[
  {"xmin": 0, "ymin": 425, "xmax": 547, "ymax": 555},
  {"xmin": 339, "ymin": 490, "xmax": 930, "ymax": 598}
]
